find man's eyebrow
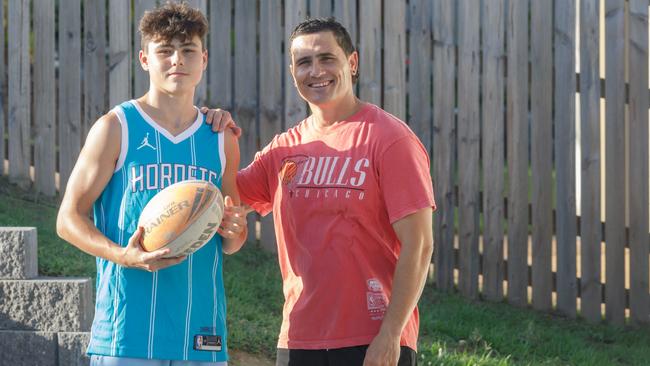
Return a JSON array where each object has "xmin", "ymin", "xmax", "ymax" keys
[{"xmin": 295, "ymin": 52, "xmax": 335, "ymax": 63}]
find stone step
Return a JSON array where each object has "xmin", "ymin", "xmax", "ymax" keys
[
  {"xmin": 0, "ymin": 227, "xmax": 37, "ymax": 280},
  {"xmin": 0, "ymin": 330, "xmax": 90, "ymax": 366},
  {"xmin": 0, "ymin": 278, "xmax": 93, "ymax": 332}
]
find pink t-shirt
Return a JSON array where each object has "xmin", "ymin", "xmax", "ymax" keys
[{"xmin": 237, "ymin": 103, "xmax": 436, "ymax": 351}]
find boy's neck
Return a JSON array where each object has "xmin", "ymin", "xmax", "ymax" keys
[{"xmin": 136, "ymin": 89, "xmax": 198, "ymax": 135}]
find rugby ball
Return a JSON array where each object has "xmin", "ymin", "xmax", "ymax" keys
[{"xmin": 138, "ymin": 180, "xmax": 224, "ymax": 258}]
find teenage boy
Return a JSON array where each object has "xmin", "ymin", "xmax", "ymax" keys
[{"xmin": 57, "ymin": 3, "xmax": 246, "ymax": 365}]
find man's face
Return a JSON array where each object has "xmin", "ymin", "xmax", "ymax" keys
[
  {"xmin": 290, "ymin": 31, "xmax": 358, "ymax": 107},
  {"xmin": 140, "ymin": 35, "xmax": 207, "ymax": 95}
]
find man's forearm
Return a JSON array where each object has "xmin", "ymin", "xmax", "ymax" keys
[{"xmin": 379, "ymin": 208, "xmax": 433, "ymax": 338}]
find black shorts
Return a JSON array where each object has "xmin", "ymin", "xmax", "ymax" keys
[{"xmin": 276, "ymin": 345, "xmax": 417, "ymax": 366}]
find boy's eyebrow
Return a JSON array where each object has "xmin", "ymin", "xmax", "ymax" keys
[{"xmin": 156, "ymin": 41, "xmax": 199, "ymax": 48}]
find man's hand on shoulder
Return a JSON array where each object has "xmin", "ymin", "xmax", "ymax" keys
[{"xmin": 200, "ymin": 106, "xmax": 241, "ymax": 137}]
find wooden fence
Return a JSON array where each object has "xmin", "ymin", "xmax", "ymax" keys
[{"xmin": 0, "ymin": 0, "xmax": 648, "ymax": 326}]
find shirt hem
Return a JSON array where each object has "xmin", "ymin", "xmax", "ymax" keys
[{"xmin": 278, "ymin": 335, "xmax": 417, "ymax": 352}]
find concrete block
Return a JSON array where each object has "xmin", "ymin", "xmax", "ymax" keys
[
  {"xmin": 0, "ymin": 278, "xmax": 93, "ymax": 332},
  {"xmin": 58, "ymin": 332, "xmax": 91, "ymax": 366},
  {"xmin": 0, "ymin": 330, "xmax": 57, "ymax": 366},
  {"xmin": 0, "ymin": 227, "xmax": 37, "ymax": 280}
]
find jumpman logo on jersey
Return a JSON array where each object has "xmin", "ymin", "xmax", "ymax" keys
[{"xmin": 137, "ymin": 133, "xmax": 157, "ymax": 151}]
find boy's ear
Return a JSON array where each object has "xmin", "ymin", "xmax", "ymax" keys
[
  {"xmin": 202, "ymin": 49, "xmax": 208, "ymax": 71},
  {"xmin": 139, "ymin": 49, "xmax": 149, "ymax": 71}
]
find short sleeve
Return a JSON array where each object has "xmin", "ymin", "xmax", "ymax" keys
[
  {"xmin": 237, "ymin": 150, "xmax": 274, "ymax": 216},
  {"xmin": 379, "ymin": 134, "xmax": 436, "ymax": 223}
]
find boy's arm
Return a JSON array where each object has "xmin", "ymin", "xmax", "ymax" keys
[
  {"xmin": 219, "ymin": 128, "xmax": 248, "ymax": 254},
  {"xmin": 56, "ymin": 112, "xmax": 184, "ymax": 271}
]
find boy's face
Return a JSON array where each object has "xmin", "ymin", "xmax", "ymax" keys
[
  {"xmin": 290, "ymin": 31, "xmax": 358, "ymax": 108},
  {"xmin": 139, "ymin": 35, "xmax": 207, "ymax": 95}
]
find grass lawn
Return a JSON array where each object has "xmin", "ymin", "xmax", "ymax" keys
[{"xmin": 2, "ymin": 176, "xmax": 649, "ymax": 365}]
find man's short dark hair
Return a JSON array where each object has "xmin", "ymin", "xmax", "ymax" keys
[
  {"xmin": 139, "ymin": 1, "xmax": 208, "ymax": 51},
  {"xmin": 289, "ymin": 17, "xmax": 359, "ymax": 83}
]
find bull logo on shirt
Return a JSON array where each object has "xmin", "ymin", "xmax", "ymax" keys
[{"xmin": 279, "ymin": 155, "xmax": 370, "ymax": 200}]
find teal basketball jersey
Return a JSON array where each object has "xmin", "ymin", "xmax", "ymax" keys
[{"xmin": 89, "ymin": 100, "xmax": 228, "ymax": 362}]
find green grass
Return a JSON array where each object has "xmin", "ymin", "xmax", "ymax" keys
[{"xmin": 3, "ymin": 176, "xmax": 650, "ymax": 365}]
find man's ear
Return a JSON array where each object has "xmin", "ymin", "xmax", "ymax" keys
[
  {"xmin": 139, "ymin": 49, "xmax": 149, "ymax": 71},
  {"xmin": 348, "ymin": 51, "xmax": 359, "ymax": 76},
  {"xmin": 202, "ymin": 49, "xmax": 208, "ymax": 71}
]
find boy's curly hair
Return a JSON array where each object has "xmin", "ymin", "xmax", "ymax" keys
[{"xmin": 139, "ymin": 2, "xmax": 208, "ymax": 51}]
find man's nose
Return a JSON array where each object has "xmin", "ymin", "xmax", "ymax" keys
[{"xmin": 309, "ymin": 62, "xmax": 324, "ymax": 77}]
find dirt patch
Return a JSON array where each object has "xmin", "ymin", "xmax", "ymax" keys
[{"xmin": 228, "ymin": 350, "xmax": 275, "ymax": 366}]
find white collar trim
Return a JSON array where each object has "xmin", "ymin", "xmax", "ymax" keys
[{"xmin": 131, "ymin": 100, "xmax": 202, "ymax": 144}]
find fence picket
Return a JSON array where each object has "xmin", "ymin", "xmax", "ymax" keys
[
  {"xmin": 285, "ymin": 0, "xmax": 308, "ymax": 128},
  {"xmin": 457, "ymin": 0, "xmax": 480, "ymax": 299},
  {"xmin": 109, "ymin": 0, "xmax": 131, "ymax": 107},
  {"xmin": 408, "ymin": 0, "xmax": 432, "ymax": 153},
  {"xmin": 134, "ymin": 0, "xmax": 157, "ymax": 97},
  {"xmin": 383, "ymin": 0, "xmax": 406, "ymax": 120},
  {"xmin": 506, "ymin": 0, "xmax": 529, "ymax": 307},
  {"xmin": 604, "ymin": 0, "xmax": 626, "ymax": 325},
  {"xmin": 310, "ymin": 0, "xmax": 332, "ymax": 17},
  {"xmin": 0, "ymin": 0, "xmax": 5, "ymax": 174},
  {"xmin": 33, "ymin": 0, "xmax": 56, "ymax": 195},
  {"xmin": 481, "ymin": 0, "xmax": 505, "ymax": 302},
  {"xmin": 432, "ymin": 0, "xmax": 455, "ymax": 292},
  {"xmin": 358, "ymin": 0, "xmax": 381, "ymax": 106},
  {"xmin": 579, "ymin": 0, "xmax": 603, "ymax": 323},
  {"xmin": 628, "ymin": 0, "xmax": 649, "ymax": 326},
  {"xmin": 334, "ymin": 0, "xmax": 357, "ymax": 43},
  {"xmin": 530, "ymin": 0, "xmax": 553, "ymax": 312},
  {"xmin": 554, "ymin": 0, "xmax": 577, "ymax": 318},
  {"xmin": 208, "ymin": 0, "xmax": 232, "ymax": 110},
  {"xmin": 258, "ymin": 0, "xmax": 284, "ymax": 251},
  {"xmin": 58, "ymin": 0, "xmax": 82, "ymax": 194},
  {"xmin": 186, "ymin": 0, "xmax": 207, "ymax": 106},
  {"xmin": 84, "ymin": 0, "xmax": 107, "ymax": 137},
  {"xmin": 7, "ymin": 0, "xmax": 30, "ymax": 187}
]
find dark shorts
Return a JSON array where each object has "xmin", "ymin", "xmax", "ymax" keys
[{"xmin": 276, "ymin": 345, "xmax": 417, "ymax": 366}]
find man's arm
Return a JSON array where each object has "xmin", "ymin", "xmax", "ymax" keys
[
  {"xmin": 218, "ymin": 128, "xmax": 248, "ymax": 254},
  {"xmin": 363, "ymin": 207, "xmax": 433, "ymax": 366},
  {"xmin": 56, "ymin": 113, "xmax": 184, "ymax": 271},
  {"xmin": 199, "ymin": 107, "xmax": 241, "ymax": 137}
]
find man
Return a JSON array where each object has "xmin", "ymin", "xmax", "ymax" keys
[
  {"xmin": 208, "ymin": 18, "xmax": 434, "ymax": 366},
  {"xmin": 57, "ymin": 3, "xmax": 246, "ymax": 365}
]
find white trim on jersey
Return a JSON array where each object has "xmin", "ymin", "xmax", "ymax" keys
[
  {"xmin": 131, "ymin": 100, "xmax": 203, "ymax": 144},
  {"xmin": 111, "ymin": 170, "xmax": 128, "ymax": 355},
  {"xmin": 113, "ymin": 107, "xmax": 129, "ymax": 173},
  {"xmin": 218, "ymin": 132, "xmax": 225, "ymax": 179},
  {"xmin": 183, "ymin": 253, "xmax": 194, "ymax": 360},
  {"xmin": 212, "ymin": 249, "xmax": 219, "ymax": 363}
]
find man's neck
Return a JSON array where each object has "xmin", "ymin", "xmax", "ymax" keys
[
  {"xmin": 310, "ymin": 95, "xmax": 363, "ymax": 130},
  {"xmin": 137, "ymin": 89, "xmax": 197, "ymax": 134}
]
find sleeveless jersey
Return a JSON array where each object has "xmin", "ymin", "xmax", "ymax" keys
[{"xmin": 88, "ymin": 100, "xmax": 228, "ymax": 362}]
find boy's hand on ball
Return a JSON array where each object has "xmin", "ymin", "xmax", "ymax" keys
[
  {"xmin": 218, "ymin": 196, "xmax": 247, "ymax": 239},
  {"xmin": 119, "ymin": 226, "xmax": 187, "ymax": 271}
]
